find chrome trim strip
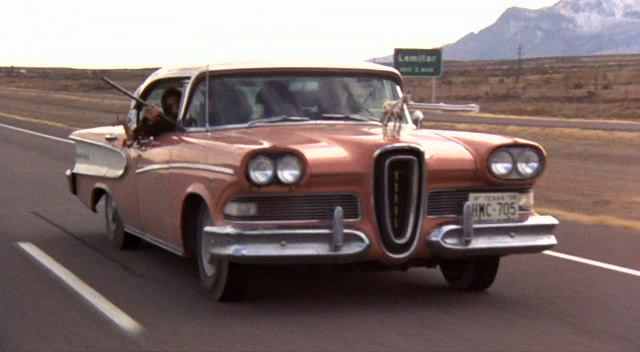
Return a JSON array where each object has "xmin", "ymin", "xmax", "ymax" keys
[
  {"xmin": 135, "ymin": 163, "xmax": 235, "ymax": 175},
  {"xmin": 124, "ymin": 225, "xmax": 184, "ymax": 256},
  {"xmin": 182, "ymin": 120, "xmax": 382, "ymax": 133},
  {"xmin": 383, "ymin": 155, "xmax": 419, "ymax": 245},
  {"xmin": 68, "ymin": 135, "xmax": 127, "ymax": 156}
]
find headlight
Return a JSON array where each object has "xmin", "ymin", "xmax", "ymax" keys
[
  {"xmin": 516, "ymin": 149, "xmax": 541, "ymax": 177},
  {"xmin": 248, "ymin": 155, "xmax": 275, "ymax": 185},
  {"xmin": 276, "ymin": 155, "xmax": 303, "ymax": 184},
  {"xmin": 489, "ymin": 150, "xmax": 514, "ymax": 177},
  {"xmin": 489, "ymin": 147, "xmax": 544, "ymax": 179}
]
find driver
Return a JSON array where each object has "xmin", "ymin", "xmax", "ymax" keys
[{"xmin": 134, "ymin": 88, "xmax": 181, "ymax": 138}]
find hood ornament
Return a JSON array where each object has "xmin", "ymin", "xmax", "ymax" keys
[{"xmin": 382, "ymin": 94, "xmax": 411, "ymax": 139}]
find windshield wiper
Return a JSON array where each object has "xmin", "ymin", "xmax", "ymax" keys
[
  {"xmin": 321, "ymin": 114, "xmax": 380, "ymax": 123},
  {"xmin": 246, "ymin": 115, "xmax": 310, "ymax": 128}
]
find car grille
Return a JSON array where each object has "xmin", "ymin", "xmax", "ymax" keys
[
  {"xmin": 426, "ymin": 188, "xmax": 532, "ymax": 217},
  {"xmin": 224, "ymin": 193, "xmax": 360, "ymax": 222},
  {"xmin": 374, "ymin": 147, "xmax": 425, "ymax": 256}
]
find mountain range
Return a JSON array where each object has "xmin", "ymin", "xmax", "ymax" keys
[{"xmin": 443, "ymin": 0, "xmax": 640, "ymax": 60}]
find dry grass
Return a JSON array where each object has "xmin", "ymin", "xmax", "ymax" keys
[{"xmin": 404, "ymin": 54, "xmax": 640, "ymax": 121}]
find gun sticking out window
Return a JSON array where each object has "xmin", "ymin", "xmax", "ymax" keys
[
  {"xmin": 101, "ymin": 76, "xmax": 149, "ymax": 107},
  {"xmin": 101, "ymin": 76, "xmax": 176, "ymax": 127}
]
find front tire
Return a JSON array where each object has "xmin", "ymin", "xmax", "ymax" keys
[
  {"xmin": 196, "ymin": 204, "xmax": 248, "ymax": 301},
  {"xmin": 104, "ymin": 194, "xmax": 140, "ymax": 250},
  {"xmin": 439, "ymin": 256, "xmax": 500, "ymax": 291}
]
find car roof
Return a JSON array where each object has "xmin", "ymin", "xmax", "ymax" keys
[{"xmin": 137, "ymin": 61, "xmax": 402, "ymax": 95}]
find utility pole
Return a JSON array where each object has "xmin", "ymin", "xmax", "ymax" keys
[{"xmin": 515, "ymin": 44, "xmax": 523, "ymax": 85}]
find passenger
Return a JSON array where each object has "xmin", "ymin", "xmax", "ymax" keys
[{"xmin": 134, "ymin": 88, "xmax": 181, "ymax": 138}]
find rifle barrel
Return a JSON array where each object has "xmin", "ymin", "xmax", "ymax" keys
[{"xmin": 101, "ymin": 77, "xmax": 148, "ymax": 106}]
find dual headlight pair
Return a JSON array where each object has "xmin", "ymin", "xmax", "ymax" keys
[
  {"xmin": 247, "ymin": 154, "xmax": 304, "ymax": 186},
  {"xmin": 488, "ymin": 147, "xmax": 544, "ymax": 179}
]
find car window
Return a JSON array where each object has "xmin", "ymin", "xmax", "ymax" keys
[
  {"xmin": 184, "ymin": 74, "xmax": 402, "ymax": 128},
  {"xmin": 132, "ymin": 80, "xmax": 185, "ymax": 127}
]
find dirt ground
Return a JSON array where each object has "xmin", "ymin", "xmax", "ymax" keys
[{"xmin": 1, "ymin": 62, "xmax": 638, "ymax": 225}]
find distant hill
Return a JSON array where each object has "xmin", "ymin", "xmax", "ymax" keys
[{"xmin": 443, "ymin": 0, "xmax": 640, "ymax": 60}]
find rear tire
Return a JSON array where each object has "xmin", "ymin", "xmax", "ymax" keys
[
  {"xmin": 196, "ymin": 204, "xmax": 248, "ymax": 301},
  {"xmin": 439, "ymin": 256, "xmax": 500, "ymax": 291},
  {"xmin": 104, "ymin": 194, "xmax": 140, "ymax": 250}
]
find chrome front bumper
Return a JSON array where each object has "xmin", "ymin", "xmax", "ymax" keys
[
  {"xmin": 427, "ymin": 213, "xmax": 559, "ymax": 259},
  {"xmin": 203, "ymin": 226, "xmax": 370, "ymax": 264}
]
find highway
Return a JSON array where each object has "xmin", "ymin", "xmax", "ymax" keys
[{"xmin": 1, "ymin": 114, "xmax": 639, "ymax": 351}]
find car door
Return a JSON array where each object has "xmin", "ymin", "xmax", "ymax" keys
[{"xmin": 132, "ymin": 80, "xmax": 184, "ymax": 250}]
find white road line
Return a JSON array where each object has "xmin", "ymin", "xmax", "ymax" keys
[
  {"xmin": 544, "ymin": 250, "xmax": 640, "ymax": 277},
  {"xmin": 0, "ymin": 121, "xmax": 74, "ymax": 144},
  {"xmin": 16, "ymin": 242, "xmax": 144, "ymax": 335}
]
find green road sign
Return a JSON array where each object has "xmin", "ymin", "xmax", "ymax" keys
[{"xmin": 393, "ymin": 48, "xmax": 442, "ymax": 77}]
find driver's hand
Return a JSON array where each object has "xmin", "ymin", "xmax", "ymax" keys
[{"xmin": 145, "ymin": 105, "xmax": 162, "ymax": 121}]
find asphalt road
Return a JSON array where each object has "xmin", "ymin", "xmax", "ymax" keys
[{"xmin": 1, "ymin": 114, "xmax": 639, "ymax": 351}]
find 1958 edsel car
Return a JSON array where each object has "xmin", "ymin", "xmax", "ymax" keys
[{"xmin": 66, "ymin": 62, "xmax": 558, "ymax": 301}]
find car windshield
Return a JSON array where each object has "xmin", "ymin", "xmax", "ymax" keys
[{"xmin": 185, "ymin": 74, "xmax": 404, "ymax": 128}]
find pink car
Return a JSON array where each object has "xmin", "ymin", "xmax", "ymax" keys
[{"xmin": 66, "ymin": 62, "xmax": 558, "ymax": 301}]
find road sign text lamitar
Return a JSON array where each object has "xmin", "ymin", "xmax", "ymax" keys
[{"xmin": 394, "ymin": 49, "xmax": 442, "ymax": 77}]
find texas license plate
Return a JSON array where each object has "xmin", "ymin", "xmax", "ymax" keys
[{"xmin": 468, "ymin": 192, "xmax": 519, "ymax": 223}]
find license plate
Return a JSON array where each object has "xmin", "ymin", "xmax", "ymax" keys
[{"xmin": 468, "ymin": 192, "xmax": 519, "ymax": 223}]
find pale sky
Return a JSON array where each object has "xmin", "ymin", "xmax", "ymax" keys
[{"xmin": 1, "ymin": 0, "xmax": 559, "ymax": 68}]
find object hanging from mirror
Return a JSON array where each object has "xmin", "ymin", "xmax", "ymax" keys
[{"xmin": 382, "ymin": 94, "xmax": 411, "ymax": 138}]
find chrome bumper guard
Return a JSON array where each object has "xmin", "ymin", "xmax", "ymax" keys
[
  {"xmin": 203, "ymin": 207, "xmax": 370, "ymax": 264},
  {"xmin": 427, "ymin": 211, "xmax": 559, "ymax": 259},
  {"xmin": 65, "ymin": 169, "xmax": 77, "ymax": 195}
]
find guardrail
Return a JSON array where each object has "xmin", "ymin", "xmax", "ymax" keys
[{"xmin": 408, "ymin": 102, "xmax": 480, "ymax": 113}]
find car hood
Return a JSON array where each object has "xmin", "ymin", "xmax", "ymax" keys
[{"xmin": 179, "ymin": 123, "xmax": 536, "ymax": 186}]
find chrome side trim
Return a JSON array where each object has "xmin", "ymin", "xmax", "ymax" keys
[
  {"xmin": 427, "ymin": 215, "xmax": 558, "ymax": 258},
  {"xmin": 136, "ymin": 163, "xmax": 235, "ymax": 175},
  {"xmin": 69, "ymin": 136, "xmax": 127, "ymax": 178},
  {"xmin": 123, "ymin": 225, "xmax": 184, "ymax": 256},
  {"xmin": 203, "ymin": 226, "xmax": 371, "ymax": 264},
  {"xmin": 68, "ymin": 135, "xmax": 126, "ymax": 155}
]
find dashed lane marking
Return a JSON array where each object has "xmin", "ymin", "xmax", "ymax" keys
[
  {"xmin": 0, "ymin": 111, "xmax": 79, "ymax": 129},
  {"xmin": 16, "ymin": 242, "xmax": 144, "ymax": 335},
  {"xmin": 544, "ymin": 250, "xmax": 640, "ymax": 277}
]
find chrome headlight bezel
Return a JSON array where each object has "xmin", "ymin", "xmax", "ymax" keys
[
  {"xmin": 247, "ymin": 155, "xmax": 275, "ymax": 186},
  {"xmin": 488, "ymin": 150, "xmax": 514, "ymax": 177},
  {"xmin": 276, "ymin": 154, "xmax": 303, "ymax": 185},
  {"xmin": 247, "ymin": 153, "xmax": 305, "ymax": 186},
  {"xmin": 488, "ymin": 146, "xmax": 544, "ymax": 180}
]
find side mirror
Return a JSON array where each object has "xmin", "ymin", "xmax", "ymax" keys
[{"xmin": 411, "ymin": 110, "xmax": 424, "ymax": 129}]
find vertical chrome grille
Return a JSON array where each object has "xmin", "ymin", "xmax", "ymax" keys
[{"xmin": 374, "ymin": 147, "xmax": 424, "ymax": 257}]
